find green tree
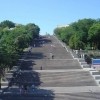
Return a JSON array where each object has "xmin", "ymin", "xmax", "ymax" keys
[
  {"xmin": 88, "ymin": 23, "xmax": 100, "ymax": 49},
  {"xmin": 60, "ymin": 26, "xmax": 74, "ymax": 44},
  {"xmin": 14, "ymin": 34, "xmax": 28, "ymax": 52},
  {"xmin": 71, "ymin": 18, "xmax": 96, "ymax": 44},
  {"xmin": 0, "ymin": 20, "xmax": 15, "ymax": 28},
  {"xmin": 25, "ymin": 23, "xmax": 40, "ymax": 39},
  {"xmin": 0, "ymin": 20, "xmax": 40, "ymax": 88},
  {"xmin": 54, "ymin": 27, "xmax": 62, "ymax": 38},
  {"xmin": 69, "ymin": 33, "xmax": 85, "ymax": 49}
]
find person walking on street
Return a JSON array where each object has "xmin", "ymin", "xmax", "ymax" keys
[{"xmin": 40, "ymin": 66, "xmax": 42, "ymax": 70}]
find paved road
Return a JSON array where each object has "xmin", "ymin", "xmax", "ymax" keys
[{"xmin": 1, "ymin": 35, "xmax": 100, "ymax": 100}]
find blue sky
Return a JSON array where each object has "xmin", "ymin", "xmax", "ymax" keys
[{"xmin": 0, "ymin": 0, "xmax": 100, "ymax": 35}]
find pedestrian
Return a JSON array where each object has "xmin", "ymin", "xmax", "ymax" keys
[
  {"xmin": 31, "ymin": 84, "xmax": 35, "ymax": 91},
  {"xmin": 50, "ymin": 53, "xmax": 53, "ymax": 59},
  {"xmin": 23, "ymin": 85, "xmax": 27, "ymax": 93},
  {"xmin": 40, "ymin": 66, "xmax": 42, "ymax": 70},
  {"xmin": 19, "ymin": 85, "xmax": 22, "ymax": 94},
  {"xmin": 52, "ymin": 54, "xmax": 54, "ymax": 59},
  {"xmin": 29, "ymin": 50, "xmax": 30, "ymax": 54}
]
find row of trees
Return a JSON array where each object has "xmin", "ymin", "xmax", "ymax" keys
[
  {"xmin": 54, "ymin": 18, "xmax": 100, "ymax": 50},
  {"xmin": 0, "ymin": 20, "xmax": 40, "ymax": 88}
]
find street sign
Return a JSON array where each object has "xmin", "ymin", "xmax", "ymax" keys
[{"xmin": 92, "ymin": 59, "xmax": 100, "ymax": 70}]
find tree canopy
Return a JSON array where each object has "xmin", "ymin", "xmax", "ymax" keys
[
  {"xmin": 0, "ymin": 20, "xmax": 40, "ymax": 75},
  {"xmin": 54, "ymin": 18, "xmax": 100, "ymax": 50},
  {"xmin": 0, "ymin": 20, "xmax": 15, "ymax": 28},
  {"xmin": 88, "ymin": 23, "xmax": 100, "ymax": 49}
]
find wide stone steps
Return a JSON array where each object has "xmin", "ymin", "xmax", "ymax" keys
[
  {"xmin": 37, "ymin": 70, "xmax": 96, "ymax": 87},
  {"xmin": 1, "ymin": 36, "xmax": 100, "ymax": 100},
  {"xmin": 92, "ymin": 71, "xmax": 100, "ymax": 75},
  {"xmin": 33, "ymin": 59, "xmax": 81, "ymax": 70}
]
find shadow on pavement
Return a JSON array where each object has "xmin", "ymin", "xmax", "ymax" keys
[
  {"xmin": 0, "ymin": 88, "xmax": 55, "ymax": 100},
  {"xmin": 9, "ymin": 71, "xmax": 41, "ymax": 87},
  {"xmin": 0, "ymin": 69, "xmax": 55, "ymax": 100},
  {"xmin": 20, "ymin": 60, "xmax": 34, "ymax": 70},
  {"xmin": 1, "ymin": 71, "xmax": 55, "ymax": 100},
  {"xmin": 0, "ymin": 44, "xmax": 55, "ymax": 100},
  {"xmin": 31, "ymin": 36, "xmax": 52, "ymax": 47},
  {"xmin": 42, "ymin": 38, "xmax": 52, "ymax": 44}
]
